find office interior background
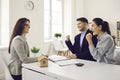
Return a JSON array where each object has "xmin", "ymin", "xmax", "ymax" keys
[{"xmin": 0, "ymin": 0, "xmax": 120, "ymax": 79}]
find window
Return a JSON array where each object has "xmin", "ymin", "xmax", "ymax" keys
[
  {"xmin": 44, "ymin": 0, "xmax": 63, "ymax": 40},
  {"xmin": 0, "ymin": 0, "xmax": 1, "ymax": 45},
  {"xmin": 0, "ymin": 0, "xmax": 9, "ymax": 46}
]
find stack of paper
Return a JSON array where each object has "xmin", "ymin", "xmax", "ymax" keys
[
  {"xmin": 56, "ymin": 59, "xmax": 81, "ymax": 67},
  {"xmin": 49, "ymin": 55, "xmax": 70, "ymax": 62}
]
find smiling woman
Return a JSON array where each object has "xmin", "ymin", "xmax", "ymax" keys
[{"xmin": 86, "ymin": 18, "xmax": 115, "ymax": 64}]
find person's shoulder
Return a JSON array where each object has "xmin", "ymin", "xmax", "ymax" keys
[
  {"xmin": 86, "ymin": 29, "xmax": 92, "ymax": 34},
  {"xmin": 103, "ymin": 33, "xmax": 113, "ymax": 41},
  {"xmin": 13, "ymin": 35, "xmax": 24, "ymax": 42},
  {"xmin": 13, "ymin": 35, "xmax": 22, "ymax": 39},
  {"xmin": 75, "ymin": 33, "xmax": 81, "ymax": 38},
  {"xmin": 104, "ymin": 33, "xmax": 111, "ymax": 38}
]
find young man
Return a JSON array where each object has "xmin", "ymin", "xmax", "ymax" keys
[{"xmin": 65, "ymin": 17, "xmax": 97, "ymax": 61}]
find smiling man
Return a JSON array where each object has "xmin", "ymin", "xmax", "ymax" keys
[{"xmin": 65, "ymin": 17, "xmax": 98, "ymax": 61}]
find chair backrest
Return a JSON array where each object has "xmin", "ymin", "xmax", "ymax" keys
[
  {"xmin": 0, "ymin": 55, "xmax": 14, "ymax": 80},
  {"xmin": 53, "ymin": 39, "xmax": 68, "ymax": 51}
]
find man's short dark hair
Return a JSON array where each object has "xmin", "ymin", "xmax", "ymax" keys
[{"xmin": 76, "ymin": 17, "xmax": 88, "ymax": 24}]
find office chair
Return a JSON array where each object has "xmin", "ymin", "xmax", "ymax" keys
[
  {"xmin": 52, "ymin": 39, "xmax": 71, "ymax": 56},
  {"xmin": 0, "ymin": 55, "xmax": 14, "ymax": 80}
]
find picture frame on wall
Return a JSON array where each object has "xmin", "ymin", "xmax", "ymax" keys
[{"xmin": 117, "ymin": 21, "xmax": 120, "ymax": 30}]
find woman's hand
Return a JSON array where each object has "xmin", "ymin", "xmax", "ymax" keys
[{"xmin": 86, "ymin": 33, "xmax": 93, "ymax": 45}]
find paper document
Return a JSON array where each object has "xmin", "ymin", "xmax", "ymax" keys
[
  {"xmin": 49, "ymin": 55, "xmax": 70, "ymax": 62},
  {"xmin": 56, "ymin": 59, "xmax": 81, "ymax": 67}
]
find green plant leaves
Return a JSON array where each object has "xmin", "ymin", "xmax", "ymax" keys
[
  {"xmin": 31, "ymin": 46, "xmax": 40, "ymax": 53},
  {"xmin": 54, "ymin": 33, "xmax": 62, "ymax": 38}
]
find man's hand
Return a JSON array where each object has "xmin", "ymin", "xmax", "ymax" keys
[
  {"xmin": 66, "ymin": 35, "xmax": 70, "ymax": 41},
  {"xmin": 66, "ymin": 54, "xmax": 77, "ymax": 59}
]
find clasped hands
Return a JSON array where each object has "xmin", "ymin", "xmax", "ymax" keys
[{"xmin": 86, "ymin": 33, "xmax": 93, "ymax": 45}]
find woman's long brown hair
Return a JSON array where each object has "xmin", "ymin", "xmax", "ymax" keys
[{"xmin": 8, "ymin": 18, "xmax": 30, "ymax": 53}]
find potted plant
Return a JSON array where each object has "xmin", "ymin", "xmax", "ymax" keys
[
  {"xmin": 54, "ymin": 33, "xmax": 62, "ymax": 38},
  {"xmin": 31, "ymin": 46, "xmax": 40, "ymax": 57}
]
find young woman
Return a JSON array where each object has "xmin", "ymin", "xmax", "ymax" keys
[
  {"xmin": 8, "ymin": 18, "xmax": 47, "ymax": 80},
  {"xmin": 86, "ymin": 18, "xmax": 115, "ymax": 64}
]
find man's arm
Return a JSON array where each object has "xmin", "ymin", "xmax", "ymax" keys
[
  {"xmin": 65, "ymin": 40, "xmax": 76, "ymax": 54},
  {"xmin": 92, "ymin": 35, "xmax": 98, "ymax": 47},
  {"xmin": 65, "ymin": 35, "xmax": 77, "ymax": 54}
]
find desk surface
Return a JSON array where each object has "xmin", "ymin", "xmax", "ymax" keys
[{"xmin": 22, "ymin": 59, "xmax": 120, "ymax": 80}]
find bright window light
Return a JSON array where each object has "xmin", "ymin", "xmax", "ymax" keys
[
  {"xmin": 0, "ymin": 0, "xmax": 9, "ymax": 46},
  {"xmin": 44, "ymin": 0, "xmax": 63, "ymax": 40}
]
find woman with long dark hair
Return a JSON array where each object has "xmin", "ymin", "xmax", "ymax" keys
[
  {"xmin": 8, "ymin": 18, "xmax": 47, "ymax": 80},
  {"xmin": 86, "ymin": 18, "xmax": 115, "ymax": 64}
]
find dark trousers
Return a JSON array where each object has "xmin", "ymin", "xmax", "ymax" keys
[{"xmin": 12, "ymin": 75, "xmax": 22, "ymax": 80}]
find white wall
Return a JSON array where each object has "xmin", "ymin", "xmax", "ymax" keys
[
  {"xmin": 1, "ymin": 0, "xmax": 9, "ymax": 46},
  {"xmin": 83, "ymin": 0, "xmax": 120, "ymax": 35},
  {"xmin": 71, "ymin": 0, "xmax": 84, "ymax": 37},
  {"xmin": 63, "ymin": 0, "xmax": 72, "ymax": 36},
  {"xmin": 71, "ymin": 0, "xmax": 120, "ymax": 37}
]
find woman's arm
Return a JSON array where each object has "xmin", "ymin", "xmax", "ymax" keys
[
  {"xmin": 13, "ymin": 38, "xmax": 38, "ymax": 63},
  {"xmin": 86, "ymin": 33, "xmax": 113, "ymax": 60},
  {"xmin": 89, "ymin": 37, "xmax": 113, "ymax": 60}
]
